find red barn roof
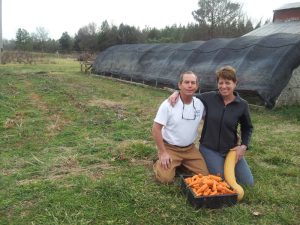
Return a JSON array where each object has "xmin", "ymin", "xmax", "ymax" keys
[{"xmin": 273, "ymin": 2, "xmax": 300, "ymax": 22}]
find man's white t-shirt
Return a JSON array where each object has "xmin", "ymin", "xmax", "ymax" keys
[{"xmin": 154, "ymin": 97, "xmax": 205, "ymax": 147}]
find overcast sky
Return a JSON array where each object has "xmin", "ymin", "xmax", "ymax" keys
[{"xmin": 2, "ymin": 0, "xmax": 292, "ymax": 40}]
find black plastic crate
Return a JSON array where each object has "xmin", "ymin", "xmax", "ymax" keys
[{"xmin": 180, "ymin": 175, "xmax": 238, "ymax": 209}]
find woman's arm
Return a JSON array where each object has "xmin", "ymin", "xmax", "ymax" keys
[
  {"xmin": 233, "ymin": 103, "xmax": 253, "ymax": 162},
  {"xmin": 168, "ymin": 91, "xmax": 180, "ymax": 106},
  {"xmin": 240, "ymin": 103, "xmax": 253, "ymax": 148}
]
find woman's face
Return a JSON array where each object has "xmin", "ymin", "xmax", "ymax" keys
[{"xmin": 217, "ymin": 77, "xmax": 237, "ymax": 97}]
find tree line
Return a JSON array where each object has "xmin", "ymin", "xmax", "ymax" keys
[{"xmin": 3, "ymin": 0, "xmax": 266, "ymax": 54}]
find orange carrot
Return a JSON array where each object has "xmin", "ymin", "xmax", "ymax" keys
[{"xmin": 184, "ymin": 173, "xmax": 236, "ymax": 197}]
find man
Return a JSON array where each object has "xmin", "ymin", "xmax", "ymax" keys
[{"xmin": 152, "ymin": 71, "xmax": 208, "ymax": 183}]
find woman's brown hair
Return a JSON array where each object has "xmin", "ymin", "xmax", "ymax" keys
[{"xmin": 216, "ymin": 66, "xmax": 237, "ymax": 82}]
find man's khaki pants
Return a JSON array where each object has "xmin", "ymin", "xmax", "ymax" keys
[{"xmin": 153, "ymin": 143, "xmax": 208, "ymax": 183}]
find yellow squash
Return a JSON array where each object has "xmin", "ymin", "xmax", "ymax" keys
[{"xmin": 224, "ymin": 149, "xmax": 244, "ymax": 201}]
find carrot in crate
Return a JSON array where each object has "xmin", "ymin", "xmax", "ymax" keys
[{"xmin": 184, "ymin": 173, "xmax": 237, "ymax": 197}]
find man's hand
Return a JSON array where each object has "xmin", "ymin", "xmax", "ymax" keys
[
  {"xmin": 152, "ymin": 122, "xmax": 172, "ymax": 169},
  {"xmin": 159, "ymin": 151, "xmax": 172, "ymax": 169},
  {"xmin": 168, "ymin": 91, "xmax": 180, "ymax": 106},
  {"xmin": 232, "ymin": 145, "xmax": 247, "ymax": 163}
]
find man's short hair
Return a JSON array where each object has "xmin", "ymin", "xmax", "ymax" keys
[{"xmin": 179, "ymin": 71, "xmax": 199, "ymax": 84}]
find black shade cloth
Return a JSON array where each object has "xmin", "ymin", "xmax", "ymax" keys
[{"xmin": 93, "ymin": 33, "xmax": 300, "ymax": 108}]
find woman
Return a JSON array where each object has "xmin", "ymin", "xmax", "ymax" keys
[{"xmin": 170, "ymin": 66, "xmax": 254, "ymax": 186}]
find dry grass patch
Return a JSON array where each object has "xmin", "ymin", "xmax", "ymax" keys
[
  {"xmin": 3, "ymin": 112, "xmax": 24, "ymax": 129},
  {"xmin": 1, "ymin": 157, "xmax": 31, "ymax": 176},
  {"xmin": 30, "ymin": 93, "xmax": 49, "ymax": 112},
  {"xmin": 271, "ymin": 123, "xmax": 300, "ymax": 134},
  {"xmin": 17, "ymin": 178, "xmax": 41, "ymax": 186},
  {"xmin": 16, "ymin": 160, "xmax": 116, "ymax": 185},
  {"xmin": 29, "ymin": 90, "xmax": 70, "ymax": 135},
  {"xmin": 47, "ymin": 113, "xmax": 70, "ymax": 135},
  {"xmin": 15, "ymin": 149, "xmax": 118, "ymax": 186},
  {"xmin": 1, "ymin": 168, "xmax": 19, "ymax": 176},
  {"xmin": 19, "ymin": 200, "xmax": 37, "ymax": 218},
  {"xmin": 47, "ymin": 159, "xmax": 116, "ymax": 181},
  {"xmin": 87, "ymin": 98, "xmax": 127, "ymax": 119},
  {"xmin": 87, "ymin": 98, "xmax": 125, "ymax": 110}
]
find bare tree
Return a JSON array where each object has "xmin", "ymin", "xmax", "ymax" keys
[{"xmin": 33, "ymin": 27, "xmax": 49, "ymax": 52}]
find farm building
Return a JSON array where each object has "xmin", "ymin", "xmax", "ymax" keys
[
  {"xmin": 243, "ymin": 2, "xmax": 300, "ymax": 107},
  {"xmin": 93, "ymin": 2, "xmax": 300, "ymax": 108}
]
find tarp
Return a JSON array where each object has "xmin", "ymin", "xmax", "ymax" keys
[
  {"xmin": 93, "ymin": 33, "xmax": 300, "ymax": 108},
  {"xmin": 244, "ymin": 21, "xmax": 300, "ymax": 36}
]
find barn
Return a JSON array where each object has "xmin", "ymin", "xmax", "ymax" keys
[
  {"xmin": 93, "ymin": 2, "xmax": 300, "ymax": 108},
  {"xmin": 243, "ymin": 2, "xmax": 300, "ymax": 107}
]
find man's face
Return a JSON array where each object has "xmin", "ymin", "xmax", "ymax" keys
[{"xmin": 178, "ymin": 74, "xmax": 199, "ymax": 97}]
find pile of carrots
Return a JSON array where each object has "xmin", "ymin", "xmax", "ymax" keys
[{"xmin": 184, "ymin": 173, "xmax": 237, "ymax": 197}]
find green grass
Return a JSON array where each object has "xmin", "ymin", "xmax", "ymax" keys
[{"xmin": 0, "ymin": 58, "xmax": 299, "ymax": 225}]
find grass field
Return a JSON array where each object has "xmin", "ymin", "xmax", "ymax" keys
[{"xmin": 0, "ymin": 58, "xmax": 299, "ymax": 225}]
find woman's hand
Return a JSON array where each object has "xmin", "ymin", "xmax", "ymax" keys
[
  {"xmin": 168, "ymin": 91, "xmax": 180, "ymax": 106},
  {"xmin": 232, "ymin": 145, "xmax": 247, "ymax": 163}
]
